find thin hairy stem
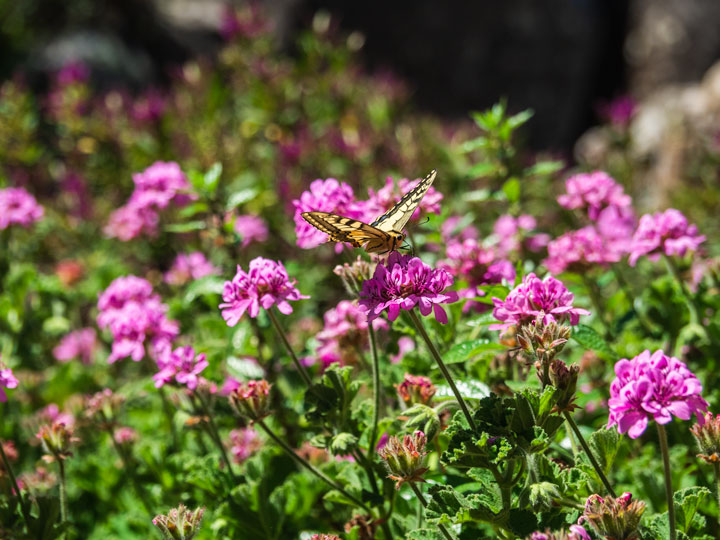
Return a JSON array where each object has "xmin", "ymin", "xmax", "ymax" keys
[
  {"xmin": 0, "ymin": 440, "xmax": 31, "ymax": 528},
  {"xmin": 563, "ymin": 411, "xmax": 616, "ymax": 497},
  {"xmin": 266, "ymin": 308, "xmax": 313, "ymax": 388},
  {"xmin": 408, "ymin": 310, "xmax": 477, "ymax": 431},
  {"xmin": 195, "ymin": 391, "xmax": 236, "ymax": 479},
  {"xmin": 657, "ymin": 424, "xmax": 676, "ymax": 540},
  {"xmin": 368, "ymin": 324, "xmax": 381, "ymax": 461},
  {"xmin": 58, "ymin": 458, "xmax": 68, "ymax": 530},
  {"xmin": 409, "ymin": 482, "xmax": 457, "ymax": 540}
]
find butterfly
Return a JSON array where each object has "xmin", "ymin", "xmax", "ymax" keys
[{"xmin": 301, "ymin": 169, "xmax": 437, "ymax": 254}]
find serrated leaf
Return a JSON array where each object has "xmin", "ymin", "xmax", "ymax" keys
[
  {"xmin": 674, "ymin": 486, "xmax": 710, "ymax": 533},
  {"xmin": 571, "ymin": 324, "xmax": 617, "ymax": 359},
  {"xmin": 165, "ymin": 220, "xmax": 206, "ymax": 233},
  {"xmin": 406, "ymin": 529, "xmax": 445, "ymax": 540},
  {"xmin": 588, "ymin": 427, "xmax": 621, "ymax": 474},
  {"xmin": 435, "ymin": 379, "xmax": 490, "ymax": 401}
]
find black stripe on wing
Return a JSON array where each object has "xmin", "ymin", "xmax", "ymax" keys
[{"xmin": 370, "ymin": 169, "xmax": 437, "ymax": 233}]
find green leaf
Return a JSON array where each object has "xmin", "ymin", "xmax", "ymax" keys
[
  {"xmin": 506, "ymin": 508, "xmax": 538, "ymax": 537},
  {"xmin": 184, "ymin": 276, "xmax": 225, "ymax": 303},
  {"xmin": 501, "ymin": 177, "xmax": 521, "ymax": 203},
  {"xmin": 467, "ymin": 161, "xmax": 498, "ymax": 177},
  {"xmin": 443, "ymin": 339, "xmax": 506, "ymax": 365},
  {"xmin": 402, "ymin": 404, "xmax": 441, "ymax": 441},
  {"xmin": 674, "ymin": 486, "xmax": 710, "ymax": 533},
  {"xmin": 330, "ymin": 432, "xmax": 358, "ymax": 455},
  {"xmin": 164, "ymin": 220, "xmax": 206, "ymax": 233},
  {"xmin": 203, "ymin": 162, "xmax": 223, "ymax": 193},
  {"xmin": 571, "ymin": 324, "xmax": 617, "ymax": 359},
  {"xmin": 226, "ymin": 356, "xmax": 265, "ymax": 380},
  {"xmin": 507, "ymin": 109, "xmax": 533, "ymax": 129},
  {"xmin": 406, "ymin": 529, "xmax": 445, "ymax": 540},
  {"xmin": 226, "ymin": 187, "xmax": 260, "ymax": 210},
  {"xmin": 523, "ymin": 160, "xmax": 564, "ymax": 177},
  {"xmin": 588, "ymin": 427, "xmax": 621, "ymax": 474},
  {"xmin": 435, "ymin": 379, "xmax": 490, "ymax": 401}
]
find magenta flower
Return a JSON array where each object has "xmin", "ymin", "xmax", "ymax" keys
[
  {"xmin": 558, "ymin": 171, "xmax": 631, "ymax": 220},
  {"xmin": 364, "ymin": 176, "xmax": 443, "ymax": 222},
  {"xmin": 234, "ymin": 215, "xmax": 269, "ymax": 248},
  {"xmin": 359, "ymin": 253, "xmax": 458, "ymax": 324},
  {"xmin": 97, "ymin": 276, "xmax": 179, "ymax": 363},
  {"xmin": 219, "ymin": 258, "xmax": 308, "ymax": 325},
  {"xmin": 491, "ymin": 214, "xmax": 548, "ymax": 256},
  {"xmin": 292, "ymin": 178, "xmax": 360, "ymax": 249},
  {"xmin": 490, "ymin": 273, "xmax": 590, "ymax": 333},
  {"xmin": 628, "ymin": 209, "xmax": 706, "ymax": 266},
  {"xmin": 0, "ymin": 187, "xmax": 44, "ymax": 230},
  {"xmin": 228, "ymin": 427, "xmax": 262, "ymax": 464},
  {"xmin": 0, "ymin": 359, "xmax": 18, "ymax": 403},
  {"xmin": 316, "ymin": 300, "xmax": 387, "ymax": 367},
  {"xmin": 53, "ymin": 328, "xmax": 97, "ymax": 364},
  {"xmin": 129, "ymin": 161, "xmax": 194, "ymax": 210},
  {"xmin": 607, "ymin": 349, "xmax": 708, "ymax": 439},
  {"xmin": 594, "ymin": 204, "xmax": 636, "ymax": 252},
  {"xmin": 440, "ymin": 238, "xmax": 515, "ymax": 310},
  {"xmin": 544, "ymin": 226, "xmax": 623, "ymax": 274},
  {"xmin": 164, "ymin": 252, "xmax": 220, "ymax": 286},
  {"xmin": 598, "ymin": 95, "xmax": 636, "ymax": 128},
  {"xmin": 530, "ymin": 525, "xmax": 590, "ymax": 540},
  {"xmin": 56, "ymin": 61, "xmax": 90, "ymax": 86},
  {"xmin": 153, "ymin": 345, "xmax": 209, "ymax": 390}
]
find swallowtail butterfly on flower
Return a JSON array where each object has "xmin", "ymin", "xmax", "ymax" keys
[{"xmin": 301, "ymin": 169, "xmax": 437, "ymax": 254}]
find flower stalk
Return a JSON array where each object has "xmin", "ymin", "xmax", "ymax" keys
[
  {"xmin": 408, "ymin": 310, "xmax": 477, "ymax": 431},
  {"xmin": 657, "ymin": 424, "xmax": 676, "ymax": 540},
  {"xmin": 266, "ymin": 307, "xmax": 313, "ymax": 388},
  {"xmin": 0, "ymin": 440, "xmax": 31, "ymax": 529},
  {"xmin": 194, "ymin": 391, "xmax": 236, "ymax": 479},
  {"xmin": 563, "ymin": 411, "xmax": 616, "ymax": 497},
  {"xmin": 368, "ymin": 324, "xmax": 381, "ymax": 461}
]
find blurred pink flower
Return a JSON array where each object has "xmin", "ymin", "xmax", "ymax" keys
[
  {"xmin": 558, "ymin": 171, "xmax": 631, "ymax": 220},
  {"xmin": 228, "ymin": 427, "xmax": 262, "ymax": 464},
  {"xmin": 391, "ymin": 336, "xmax": 415, "ymax": 364},
  {"xmin": 364, "ymin": 176, "xmax": 443, "ymax": 222},
  {"xmin": 130, "ymin": 89, "xmax": 166, "ymax": 124},
  {"xmin": 113, "ymin": 427, "xmax": 138, "ymax": 445},
  {"xmin": 544, "ymin": 226, "xmax": 622, "ymax": 274},
  {"xmin": 316, "ymin": 300, "xmax": 387, "ymax": 367},
  {"xmin": 598, "ymin": 95, "xmax": 636, "ymax": 128},
  {"xmin": 129, "ymin": 161, "xmax": 194, "ymax": 210},
  {"xmin": 104, "ymin": 202, "xmax": 159, "ymax": 241},
  {"xmin": 219, "ymin": 258, "xmax": 308, "ymax": 325},
  {"xmin": 293, "ymin": 178, "xmax": 360, "ymax": 249},
  {"xmin": 53, "ymin": 328, "xmax": 97, "ymax": 364},
  {"xmin": 628, "ymin": 209, "xmax": 705, "ymax": 266},
  {"xmin": 234, "ymin": 215, "xmax": 269, "ymax": 248},
  {"xmin": 56, "ymin": 61, "xmax": 90, "ymax": 86},
  {"xmin": 165, "ymin": 252, "xmax": 220, "ymax": 285},
  {"xmin": 0, "ymin": 360, "xmax": 18, "ymax": 403},
  {"xmin": 607, "ymin": 349, "xmax": 708, "ymax": 439},
  {"xmin": 153, "ymin": 345, "xmax": 208, "ymax": 390},
  {"xmin": 492, "ymin": 214, "xmax": 544, "ymax": 256},
  {"xmin": 0, "ymin": 187, "xmax": 44, "ymax": 230},
  {"xmin": 490, "ymin": 273, "xmax": 589, "ymax": 333},
  {"xmin": 38, "ymin": 404, "xmax": 75, "ymax": 429},
  {"xmin": 359, "ymin": 253, "xmax": 458, "ymax": 324}
]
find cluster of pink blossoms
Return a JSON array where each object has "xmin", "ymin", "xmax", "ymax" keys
[
  {"xmin": 607, "ymin": 349, "xmax": 708, "ymax": 439},
  {"xmin": 360, "ymin": 252, "xmax": 458, "ymax": 324},
  {"xmin": 547, "ymin": 171, "xmax": 635, "ymax": 272},
  {"xmin": 0, "ymin": 356, "xmax": 19, "ymax": 402},
  {"xmin": 233, "ymin": 214, "xmax": 269, "ymax": 248},
  {"xmin": 628, "ymin": 208, "xmax": 706, "ymax": 266},
  {"xmin": 0, "ymin": 187, "xmax": 44, "ymax": 230},
  {"xmin": 228, "ymin": 427, "xmax": 262, "ymax": 464},
  {"xmin": 105, "ymin": 161, "xmax": 194, "ymax": 241},
  {"xmin": 491, "ymin": 273, "xmax": 589, "ymax": 333},
  {"xmin": 97, "ymin": 276, "xmax": 179, "ymax": 363},
  {"xmin": 220, "ymin": 257, "xmax": 308, "ymax": 325},
  {"xmin": 316, "ymin": 300, "xmax": 387, "ymax": 367},
  {"xmin": 164, "ymin": 252, "xmax": 220, "ymax": 286},
  {"xmin": 362, "ymin": 176, "xmax": 443, "ymax": 222},
  {"xmin": 153, "ymin": 345, "xmax": 208, "ymax": 390},
  {"xmin": 53, "ymin": 328, "xmax": 97, "ymax": 364},
  {"xmin": 492, "ymin": 214, "xmax": 549, "ymax": 256}
]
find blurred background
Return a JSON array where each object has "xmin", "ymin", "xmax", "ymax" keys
[{"xmin": 4, "ymin": 0, "xmax": 720, "ymax": 150}]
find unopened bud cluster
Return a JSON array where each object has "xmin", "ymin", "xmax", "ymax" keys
[
  {"xmin": 583, "ymin": 492, "xmax": 645, "ymax": 540},
  {"xmin": 529, "ymin": 525, "xmax": 590, "ymax": 540},
  {"xmin": 228, "ymin": 379, "xmax": 272, "ymax": 422},
  {"xmin": 379, "ymin": 430, "xmax": 428, "ymax": 489},
  {"xmin": 36, "ymin": 421, "xmax": 78, "ymax": 462},
  {"xmin": 548, "ymin": 359, "xmax": 580, "ymax": 412},
  {"xmin": 333, "ymin": 256, "xmax": 377, "ymax": 296},
  {"xmin": 152, "ymin": 504, "xmax": 205, "ymax": 540},
  {"xmin": 310, "ymin": 534, "xmax": 340, "ymax": 540},
  {"xmin": 396, "ymin": 373, "xmax": 436, "ymax": 406},
  {"xmin": 691, "ymin": 411, "xmax": 720, "ymax": 463},
  {"xmin": 517, "ymin": 315, "xmax": 571, "ymax": 365}
]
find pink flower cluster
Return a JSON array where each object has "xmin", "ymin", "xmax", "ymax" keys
[
  {"xmin": 0, "ymin": 357, "xmax": 18, "ymax": 402},
  {"xmin": 607, "ymin": 349, "xmax": 708, "ymax": 438},
  {"xmin": 164, "ymin": 252, "xmax": 220, "ymax": 286},
  {"xmin": 548, "ymin": 171, "xmax": 636, "ymax": 272},
  {"xmin": 360, "ymin": 253, "xmax": 458, "ymax": 324},
  {"xmin": 105, "ymin": 161, "xmax": 194, "ymax": 241},
  {"xmin": 220, "ymin": 258, "xmax": 308, "ymax": 325},
  {"xmin": 97, "ymin": 276, "xmax": 179, "ymax": 363},
  {"xmin": 530, "ymin": 525, "xmax": 590, "ymax": 540},
  {"xmin": 628, "ymin": 208, "xmax": 705, "ymax": 266},
  {"xmin": 233, "ymin": 215, "xmax": 269, "ymax": 248},
  {"xmin": 53, "ymin": 328, "xmax": 97, "ymax": 364},
  {"xmin": 363, "ymin": 176, "xmax": 443, "ymax": 222},
  {"xmin": 491, "ymin": 273, "xmax": 589, "ymax": 333},
  {"xmin": 0, "ymin": 187, "xmax": 44, "ymax": 230},
  {"xmin": 228, "ymin": 427, "xmax": 262, "ymax": 464},
  {"xmin": 316, "ymin": 300, "xmax": 387, "ymax": 367},
  {"xmin": 153, "ymin": 345, "xmax": 208, "ymax": 390},
  {"xmin": 492, "ymin": 214, "xmax": 549, "ymax": 256}
]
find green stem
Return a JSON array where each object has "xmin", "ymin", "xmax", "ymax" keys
[
  {"xmin": 58, "ymin": 458, "xmax": 68, "ymax": 530},
  {"xmin": 612, "ymin": 266, "xmax": 655, "ymax": 334},
  {"xmin": 409, "ymin": 482, "xmax": 457, "ymax": 540},
  {"xmin": 407, "ymin": 310, "xmax": 477, "ymax": 431},
  {"xmin": 663, "ymin": 255, "xmax": 700, "ymax": 324},
  {"xmin": 0, "ymin": 440, "xmax": 31, "ymax": 528},
  {"xmin": 158, "ymin": 386, "xmax": 179, "ymax": 452},
  {"xmin": 256, "ymin": 419, "xmax": 370, "ymax": 512},
  {"xmin": 195, "ymin": 392, "xmax": 236, "ymax": 480},
  {"xmin": 266, "ymin": 308, "xmax": 313, "ymax": 388},
  {"xmin": 714, "ymin": 463, "xmax": 720, "ymax": 532},
  {"xmin": 581, "ymin": 274, "xmax": 613, "ymax": 339},
  {"xmin": 658, "ymin": 424, "xmax": 676, "ymax": 540},
  {"xmin": 107, "ymin": 427, "xmax": 153, "ymax": 513},
  {"xmin": 563, "ymin": 411, "xmax": 616, "ymax": 497},
  {"xmin": 368, "ymin": 324, "xmax": 381, "ymax": 461}
]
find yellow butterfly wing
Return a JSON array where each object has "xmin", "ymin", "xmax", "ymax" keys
[
  {"xmin": 301, "ymin": 211, "xmax": 389, "ymax": 248},
  {"xmin": 371, "ymin": 169, "xmax": 437, "ymax": 233}
]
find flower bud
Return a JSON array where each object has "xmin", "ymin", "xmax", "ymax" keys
[
  {"xmin": 528, "ymin": 481, "xmax": 562, "ymax": 511},
  {"xmin": 396, "ymin": 373, "xmax": 436, "ymax": 406},
  {"xmin": 518, "ymin": 315, "xmax": 571, "ymax": 365},
  {"xmin": 691, "ymin": 412, "xmax": 720, "ymax": 463},
  {"xmin": 379, "ymin": 431, "xmax": 429, "ymax": 489},
  {"xmin": 152, "ymin": 504, "xmax": 205, "ymax": 540},
  {"xmin": 113, "ymin": 426, "xmax": 138, "ymax": 447},
  {"xmin": 85, "ymin": 388, "xmax": 125, "ymax": 426},
  {"xmin": 583, "ymin": 492, "xmax": 645, "ymax": 540},
  {"xmin": 228, "ymin": 379, "xmax": 272, "ymax": 422},
  {"xmin": 333, "ymin": 256, "xmax": 376, "ymax": 296},
  {"xmin": 311, "ymin": 535, "xmax": 341, "ymax": 540},
  {"xmin": 529, "ymin": 525, "xmax": 590, "ymax": 540},
  {"xmin": 36, "ymin": 421, "xmax": 79, "ymax": 462},
  {"xmin": 548, "ymin": 359, "xmax": 580, "ymax": 412}
]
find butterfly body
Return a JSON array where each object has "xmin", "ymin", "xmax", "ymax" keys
[{"xmin": 301, "ymin": 169, "xmax": 436, "ymax": 254}]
